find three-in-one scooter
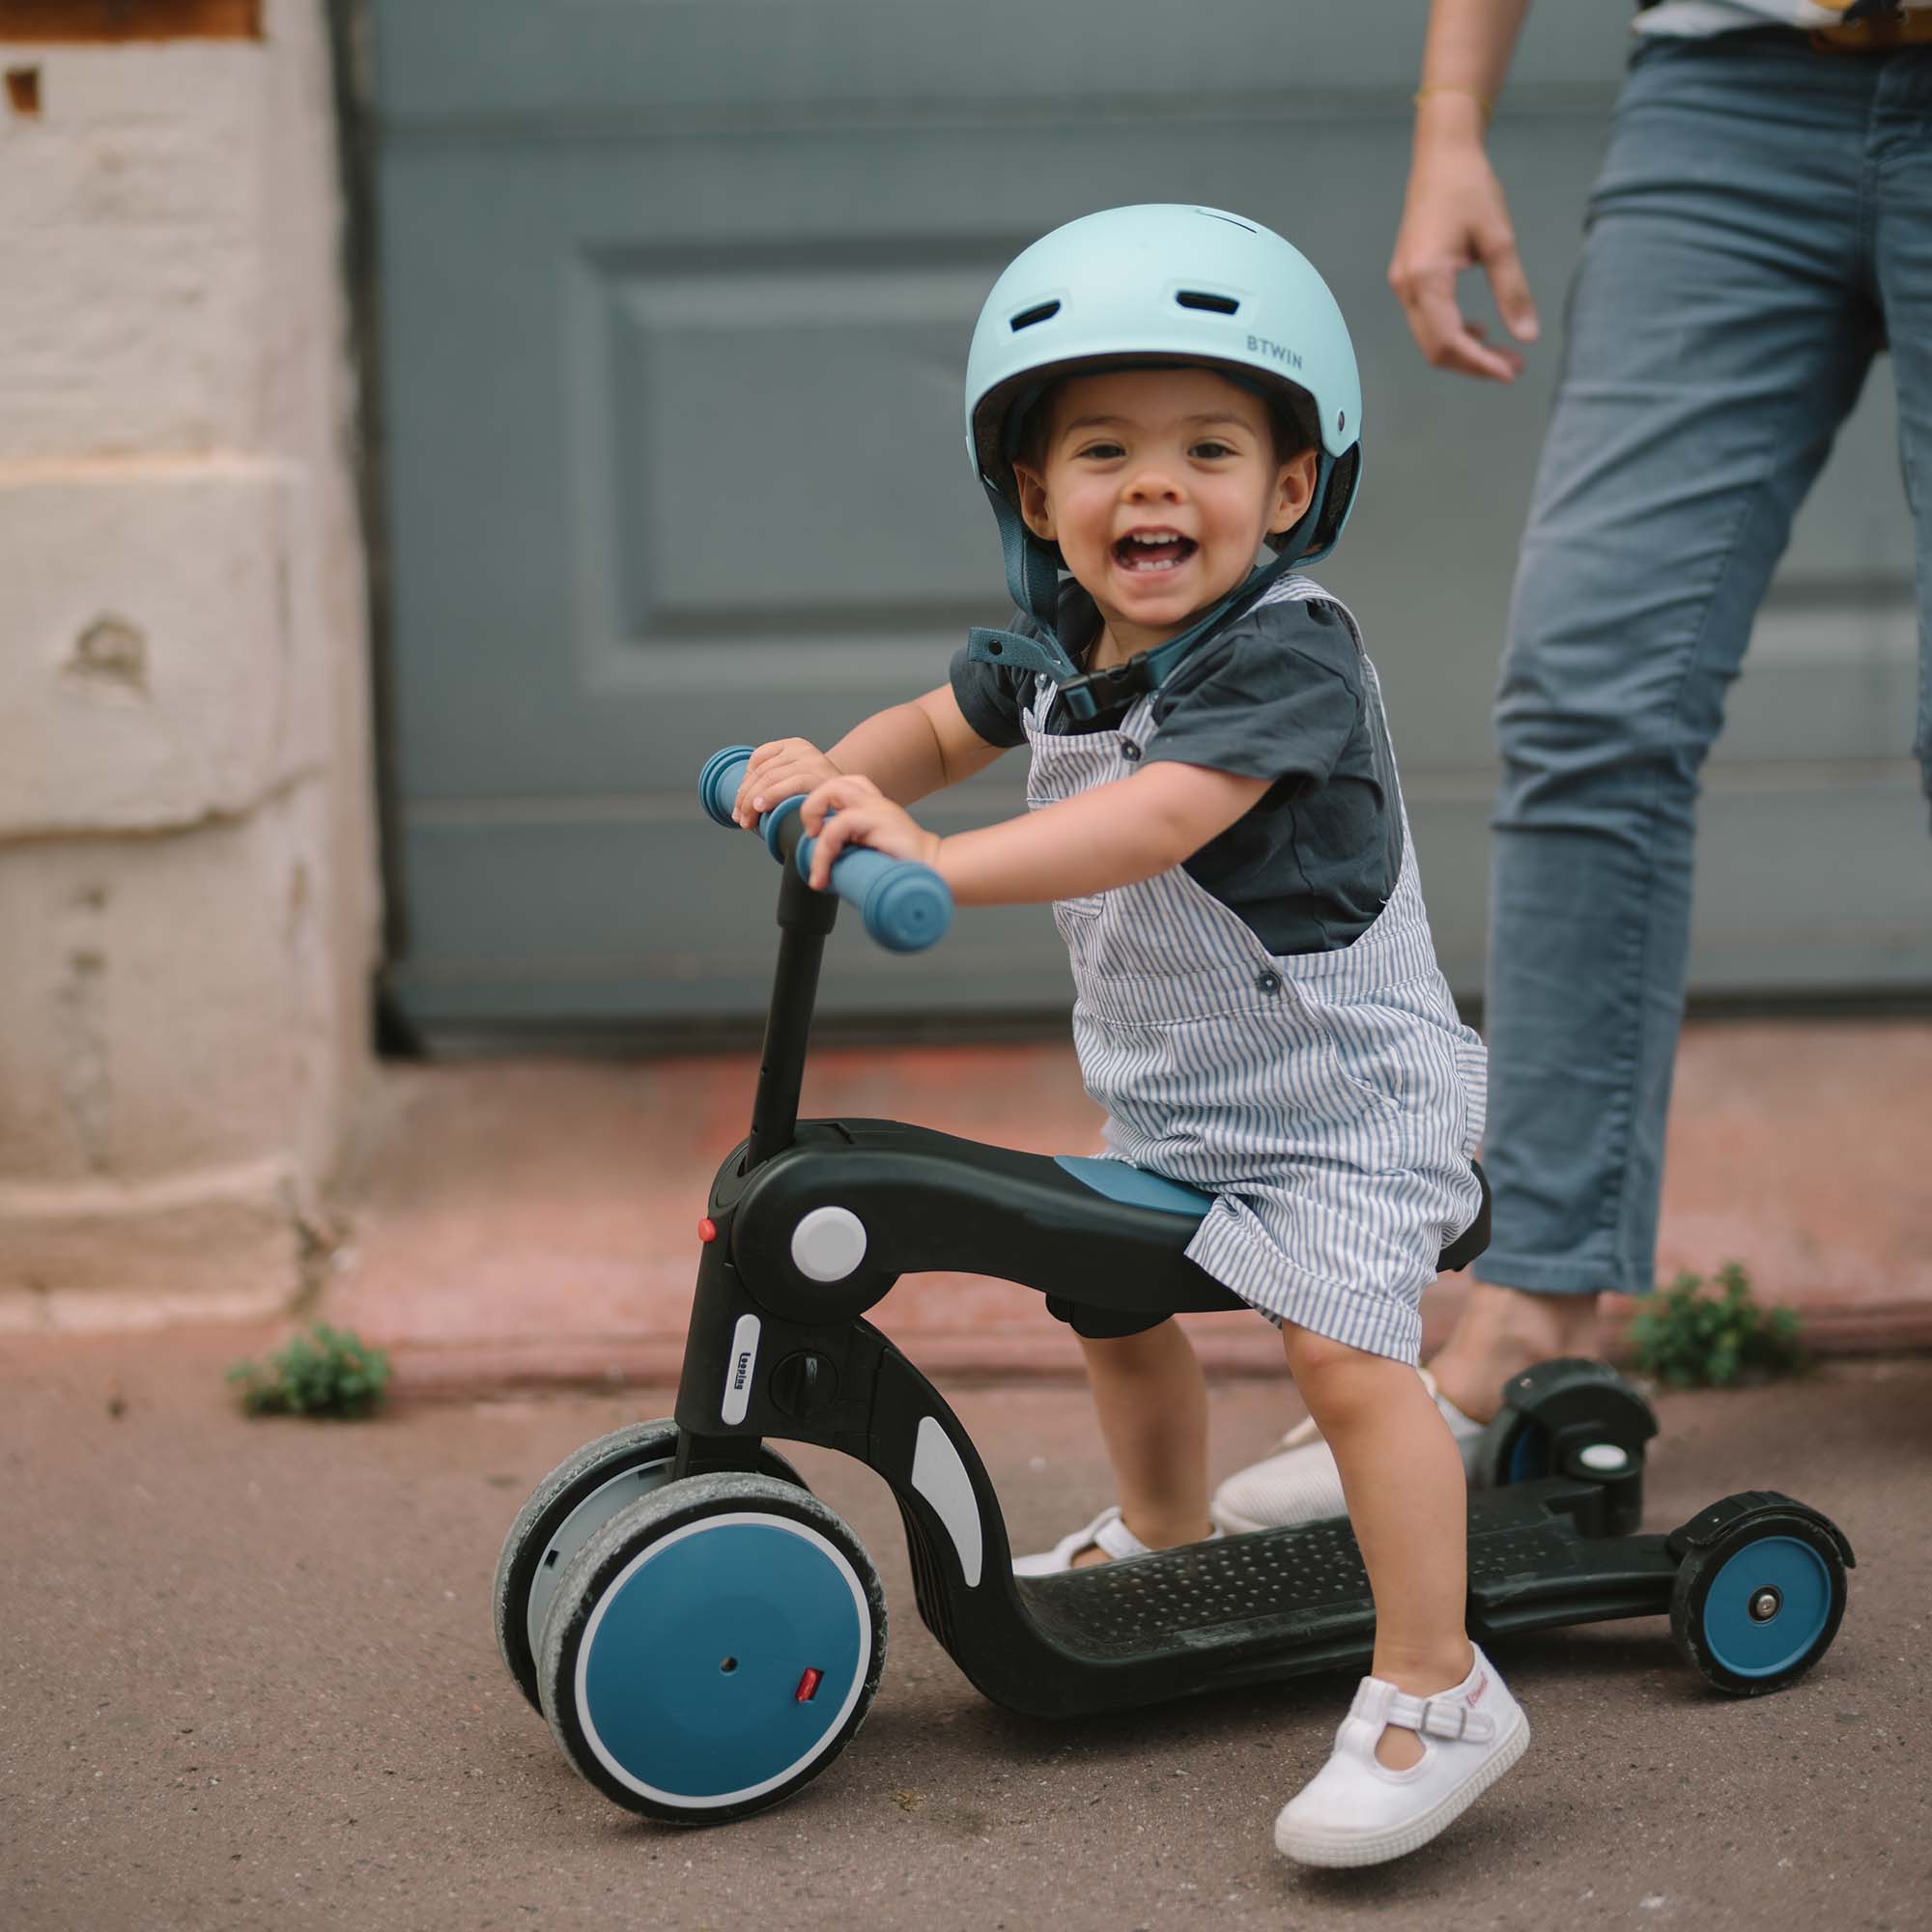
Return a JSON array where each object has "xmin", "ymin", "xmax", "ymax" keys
[{"xmin": 491, "ymin": 747, "xmax": 1853, "ymax": 1825}]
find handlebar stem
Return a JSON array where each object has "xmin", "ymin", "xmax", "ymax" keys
[{"xmin": 745, "ymin": 815, "xmax": 839, "ymax": 1171}]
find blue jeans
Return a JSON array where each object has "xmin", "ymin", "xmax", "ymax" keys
[{"xmin": 1476, "ymin": 37, "xmax": 1932, "ymax": 1298}]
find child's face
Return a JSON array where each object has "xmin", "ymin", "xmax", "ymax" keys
[{"xmin": 1011, "ymin": 367, "xmax": 1317, "ymax": 654}]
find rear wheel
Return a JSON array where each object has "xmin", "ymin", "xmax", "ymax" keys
[
  {"xmin": 537, "ymin": 1472, "xmax": 886, "ymax": 1823},
  {"xmin": 1670, "ymin": 1508, "xmax": 1848, "ymax": 1697},
  {"xmin": 1473, "ymin": 1358, "xmax": 1657, "ymax": 1489},
  {"xmin": 493, "ymin": 1421, "xmax": 803, "ymax": 1710}
]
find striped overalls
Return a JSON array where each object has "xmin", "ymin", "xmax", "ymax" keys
[{"xmin": 1021, "ymin": 577, "xmax": 1487, "ymax": 1364}]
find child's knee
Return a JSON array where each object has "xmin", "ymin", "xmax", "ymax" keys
[
  {"xmin": 1280, "ymin": 1324, "xmax": 1405, "ymax": 1408},
  {"xmin": 1282, "ymin": 1322, "xmax": 1358, "ymax": 1377}
]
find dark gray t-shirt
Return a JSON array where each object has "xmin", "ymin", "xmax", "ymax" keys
[{"xmin": 949, "ymin": 585, "xmax": 1402, "ymax": 956}]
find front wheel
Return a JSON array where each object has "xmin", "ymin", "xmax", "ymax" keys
[
  {"xmin": 1670, "ymin": 1507, "xmax": 1849, "ymax": 1697},
  {"xmin": 493, "ymin": 1420, "xmax": 804, "ymax": 1711},
  {"xmin": 537, "ymin": 1472, "xmax": 887, "ymax": 1824}
]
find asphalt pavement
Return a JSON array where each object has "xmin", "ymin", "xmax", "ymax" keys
[{"xmin": 2, "ymin": 1326, "xmax": 1927, "ymax": 1932}]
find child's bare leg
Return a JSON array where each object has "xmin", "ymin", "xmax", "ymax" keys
[
  {"xmin": 1280, "ymin": 1323, "xmax": 1472, "ymax": 1770},
  {"xmin": 1072, "ymin": 1320, "xmax": 1212, "ymax": 1565}
]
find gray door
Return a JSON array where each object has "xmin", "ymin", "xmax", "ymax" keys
[{"xmin": 373, "ymin": 0, "xmax": 1930, "ymax": 1039}]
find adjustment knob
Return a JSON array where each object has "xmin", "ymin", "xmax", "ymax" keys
[
  {"xmin": 771, "ymin": 1350, "xmax": 840, "ymax": 1417},
  {"xmin": 790, "ymin": 1206, "xmax": 868, "ymax": 1283}
]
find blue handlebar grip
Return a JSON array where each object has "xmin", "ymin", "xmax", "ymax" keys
[
  {"xmin": 698, "ymin": 742, "xmax": 953, "ymax": 952},
  {"xmin": 795, "ymin": 837, "xmax": 952, "ymax": 953},
  {"xmin": 697, "ymin": 745, "xmax": 755, "ymax": 827}
]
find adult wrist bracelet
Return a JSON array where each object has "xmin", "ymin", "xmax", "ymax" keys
[{"xmin": 1412, "ymin": 83, "xmax": 1493, "ymax": 127}]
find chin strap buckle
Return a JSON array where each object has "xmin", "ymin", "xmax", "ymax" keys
[
  {"xmin": 1056, "ymin": 655, "xmax": 1154, "ymax": 725},
  {"xmin": 964, "ymin": 623, "xmax": 1156, "ymax": 726}
]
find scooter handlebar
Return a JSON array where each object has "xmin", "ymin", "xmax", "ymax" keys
[{"xmin": 696, "ymin": 745, "xmax": 952, "ymax": 954}]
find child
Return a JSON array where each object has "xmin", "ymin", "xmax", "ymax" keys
[{"xmin": 732, "ymin": 205, "xmax": 1526, "ymax": 1866}]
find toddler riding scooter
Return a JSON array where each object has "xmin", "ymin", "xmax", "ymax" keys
[{"xmin": 490, "ymin": 752, "xmax": 1852, "ymax": 1824}]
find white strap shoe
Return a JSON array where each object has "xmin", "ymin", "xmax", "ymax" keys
[
  {"xmin": 1274, "ymin": 1645, "xmax": 1530, "ymax": 1867},
  {"xmin": 1011, "ymin": 1505, "xmax": 1221, "ymax": 1577},
  {"xmin": 1211, "ymin": 1369, "xmax": 1487, "ymax": 1534}
]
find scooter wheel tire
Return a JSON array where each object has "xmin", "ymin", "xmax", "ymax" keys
[
  {"xmin": 537, "ymin": 1472, "xmax": 886, "ymax": 1824},
  {"xmin": 493, "ymin": 1421, "xmax": 804, "ymax": 1711},
  {"xmin": 1670, "ymin": 1508, "xmax": 1848, "ymax": 1697},
  {"xmin": 1473, "ymin": 1359, "xmax": 1657, "ymax": 1489}
]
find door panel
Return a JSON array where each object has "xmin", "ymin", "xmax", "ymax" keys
[{"xmin": 374, "ymin": 1, "xmax": 1929, "ymax": 1035}]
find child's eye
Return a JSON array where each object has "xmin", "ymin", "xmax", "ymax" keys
[
  {"xmin": 1074, "ymin": 440, "xmax": 1124, "ymax": 461},
  {"xmin": 1190, "ymin": 440, "xmax": 1236, "ymax": 460}
]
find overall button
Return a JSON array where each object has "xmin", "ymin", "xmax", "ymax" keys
[
  {"xmin": 1254, "ymin": 970, "xmax": 1281, "ymax": 994},
  {"xmin": 1120, "ymin": 741, "xmax": 1143, "ymax": 761}
]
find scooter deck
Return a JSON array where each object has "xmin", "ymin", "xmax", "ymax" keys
[{"xmin": 1015, "ymin": 1479, "xmax": 1679, "ymax": 1682}]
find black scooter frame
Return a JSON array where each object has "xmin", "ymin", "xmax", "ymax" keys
[{"xmin": 668, "ymin": 814, "xmax": 1842, "ymax": 1722}]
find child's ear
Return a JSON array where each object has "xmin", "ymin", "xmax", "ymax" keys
[
  {"xmin": 1011, "ymin": 462, "xmax": 1056, "ymax": 543},
  {"xmin": 1267, "ymin": 447, "xmax": 1321, "ymax": 538}
]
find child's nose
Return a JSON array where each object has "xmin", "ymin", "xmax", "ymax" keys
[{"xmin": 1123, "ymin": 467, "xmax": 1183, "ymax": 502}]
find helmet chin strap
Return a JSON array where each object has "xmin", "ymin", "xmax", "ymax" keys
[{"xmin": 966, "ymin": 455, "xmax": 1336, "ymax": 724}]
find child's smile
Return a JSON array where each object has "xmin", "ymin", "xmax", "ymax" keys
[
  {"xmin": 1114, "ymin": 526, "xmax": 1197, "ymax": 573},
  {"xmin": 1012, "ymin": 366, "xmax": 1316, "ymax": 663}
]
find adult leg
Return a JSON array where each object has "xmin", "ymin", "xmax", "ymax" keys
[
  {"xmin": 1436, "ymin": 39, "xmax": 1881, "ymax": 1417},
  {"xmin": 1217, "ymin": 44, "xmax": 1884, "ymax": 1528},
  {"xmin": 1869, "ymin": 51, "xmax": 1932, "ymax": 833}
]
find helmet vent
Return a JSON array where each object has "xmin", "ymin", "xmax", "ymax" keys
[
  {"xmin": 1009, "ymin": 301, "xmax": 1061, "ymax": 332},
  {"xmin": 1176, "ymin": 291, "xmax": 1239, "ymax": 315}
]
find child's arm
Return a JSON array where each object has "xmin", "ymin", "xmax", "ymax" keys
[
  {"xmin": 798, "ymin": 760, "xmax": 1268, "ymax": 903},
  {"xmin": 732, "ymin": 686, "xmax": 1005, "ymax": 827}
]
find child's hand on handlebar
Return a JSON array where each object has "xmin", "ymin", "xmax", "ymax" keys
[
  {"xmin": 734, "ymin": 739, "xmax": 844, "ymax": 827},
  {"xmin": 801, "ymin": 776, "xmax": 943, "ymax": 890}
]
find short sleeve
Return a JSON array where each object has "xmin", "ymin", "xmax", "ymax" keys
[
  {"xmin": 951, "ymin": 604, "xmax": 1054, "ymax": 750},
  {"xmin": 1142, "ymin": 597, "xmax": 1364, "ymax": 786},
  {"xmin": 948, "ymin": 647, "xmax": 1031, "ymax": 749}
]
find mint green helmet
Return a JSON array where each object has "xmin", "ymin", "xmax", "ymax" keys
[{"xmin": 964, "ymin": 204, "xmax": 1363, "ymax": 568}]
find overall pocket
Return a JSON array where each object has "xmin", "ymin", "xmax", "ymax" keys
[{"xmin": 1301, "ymin": 988, "xmax": 1417, "ymax": 1123}]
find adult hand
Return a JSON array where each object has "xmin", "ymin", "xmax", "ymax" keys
[
  {"xmin": 798, "ymin": 775, "xmax": 942, "ymax": 890},
  {"xmin": 1388, "ymin": 123, "xmax": 1540, "ymax": 383},
  {"xmin": 733, "ymin": 738, "xmax": 843, "ymax": 827}
]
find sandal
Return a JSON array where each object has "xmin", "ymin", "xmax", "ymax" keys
[{"xmin": 1012, "ymin": 1505, "xmax": 1220, "ymax": 1577}]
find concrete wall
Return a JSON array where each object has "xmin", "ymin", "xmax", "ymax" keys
[{"xmin": 0, "ymin": 1, "xmax": 377, "ymax": 1330}]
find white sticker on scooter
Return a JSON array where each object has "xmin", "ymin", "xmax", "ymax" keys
[
  {"xmin": 721, "ymin": 1313, "xmax": 761, "ymax": 1425},
  {"xmin": 911, "ymin": 1414, "xmax": 983, "ymax": 1589}
]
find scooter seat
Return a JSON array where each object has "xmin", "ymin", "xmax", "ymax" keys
[
  {"xmin": 727, "ymin": 1122, "xmax": 1489, "ymax": 1327},
  {"xmin": 1055, "ymin": 1152, "xmax": 1492, "ymax": 1276},
  {"xmin": 1052, "ymin": 1155, "xmax": 1216, "ymax": 1218}
]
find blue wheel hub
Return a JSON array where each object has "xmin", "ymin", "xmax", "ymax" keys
[
  {"xmin": 1505, "ymin": 1421, "xmax": 1548, "ymax": 1485},
  {"xmin": 1701, "ymin": 1535, "xmax": 1833, "ymax": 1679},
  {"xmin": 576, "ymin": 1513, "xmax": 868, "ymax": 1808}
]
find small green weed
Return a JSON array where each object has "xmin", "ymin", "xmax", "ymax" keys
[
  {"xmin": 227, "ymin": 1323, "xmax": 392, "ymax": 1419},
  {"xmin": 1629, "ymin": 1262, "xmax": 1805, "ymax": 1390}
]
